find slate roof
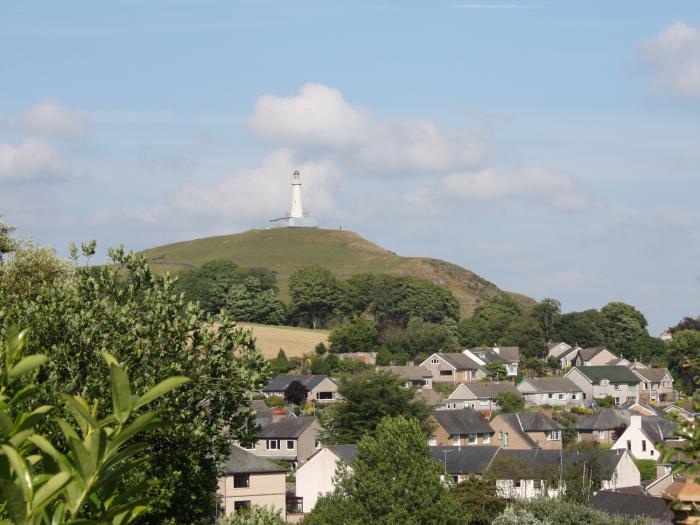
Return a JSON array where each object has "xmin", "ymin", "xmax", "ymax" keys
[
  {"xmin": 432, "ymin": 408, "xmax": 494, "ymax": 435},
  {"xmin": 222, "ymin": 445, "xmax": 288, "ymax": 475},
  {"xmin": 436, "ymin": 353, "xmax": 485, "ymax": 372},
  {"xmin": 588, "ymin": 491, "xmax": 674, "ymax": 522},
  {"xmin": 431, "ymin": 446, "xmax": 500, "ymax": 475},
  {"xmin": 641, "ymin": 416, "xmax": 679, "ymax": 443},
  {"xmin": 416, "ymin": 388, "xmax": 444, "ymax": 406},
  {"xmin": 512, "ymin": 412, "xmax": 563, "ymax": 432},
  {"xmin": 576, "ymin": 347, "xmax": 613, "ymax": 362},
  {"xmin": 262, "ymin": 374, "xmax": 335, "ymax": 392},
  {"xmin": 458, "ymin": 381, "xmax": 519, "ymax": 399},
  {"xmin": 576, "ymin": 408, "xmax": 631, "ymax": 431},
  {"xmin": 633, "ymin": 367, "xmax": 672, "ymax": 383},
  {"xmin": 619, "ymin": 401, "xmax": 665, "ymax": 417},
  {"xmin": 328, "ymin": 444, "xmax": 358, "ymax": 463},
  {"xmin": 495, "ymin": 449, "xmax": 627, "ymax": 479},
  {"xmin": 471, "ymin": 347, "xmax": 520, "ymax": 364},
  {"xmin": 379, "ymin": 365, "xmax": 432, "ymax": 381},
  {"xmin": 257, "ymin": 416, "xmax": 317, "ymax": 439},
  {"xmin": 573, "ymin": 366, "xmax": 641, "ymax": 383},
  {"xmin": 520, "ymin": 377, "xmax": 582, "ymax": 393}
]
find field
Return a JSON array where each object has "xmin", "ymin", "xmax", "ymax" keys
[
  {"xmin": 237, "ymin": 322, "xmax": 329, "ymax": 359},
  {"xmin": 141, "ymin": 228, "xmax": 533, "ymax": 316}
]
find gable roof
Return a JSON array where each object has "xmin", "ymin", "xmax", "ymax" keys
[
  {"xmin": 588, "ymin": 490, "xmax": 674, "ymax": 522},
  {"xmin": 520, "ymin": 376, "xmax": 582, "ymax": 393},
  {"xmin": 456, "ymin": 381, "xmax": 519, "ymax": 399},
  {"xmin": 328, "ymin": 444, "xmax": 358, "ymax": 463},
  {"xmin": 416, "ymin": 388, "xmax": 444, "ymax": 406},
  {"xmin": 432, "ymin": 408, "xmax": 494, "ymax": 435},
  {"xmin": 576, "ymin": 347, "xmax": 615, "ymax": 362},
  {"xmin": 257, "ymin": 416, "xmax": 317, "ymax": 439},
  {"xmin": 632, "ymin": 367, "xmax": 672, "ymax": 383},
  {"xmin": 576, "ymin": 408, "xmax": 631, "ymax": 430},
  {"xmin": 430, "ymin": 446, "xmax": 500, "ymax": 475},
  {"xmin": 262, "ymin": 374, "xmax": 335, "ymax": 393},
  {"xmin": 431, "ymin": 353, "xmax": 486, "ymax": 372},
  {"xmin": 470, "ymin": 347, "xmax": 520, "ymax": 364},
  {"xmin": 572, "ymin": 366, "xmax": 640, "ymax": 383},
  {"xmin": 494, "ymin": 448, "xmax": 627, "ymax": 479},
  {"xmin": 547, "ymin": 341, "xmax": 570, "ymax": 351},
  {"xmin": 496, "ymin": 412, "xmax": 562, "ymax": 448},
  {"xmin": 641, "ymin": 416, "xmax": 679, "ymax": 443},
  {"xmin": 222, "ymin": 445, "xmax": 288, "ymax": 475},
  {"xmin": 619, "ymin": 401, "xmax": 665, "ymax": 417},
  {"xmin": 379, "ymin": 365, "xmax": 432, "ymax": 381}
]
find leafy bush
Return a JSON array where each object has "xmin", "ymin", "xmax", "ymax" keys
[
  {"xmin": 634, "ymin": 459, "xmax": 658, "ymax": 481},
  {"xmin": 225, "ymin": 505, "xmax": 284, "ymax": 525},
  {"xmin": 595, "ymin": 396, "xmax": 614, "ymax": 408}
]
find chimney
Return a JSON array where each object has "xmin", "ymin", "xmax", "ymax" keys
[
  {"xmin": 493, "ymin": 343, "xmax": 500, "ymax": 355},
  {"xmin": 630, "ymin": 414, "xmax": 642, "ymax": 429}
]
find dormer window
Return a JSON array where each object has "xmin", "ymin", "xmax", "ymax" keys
[{"xmin": 431, "ymin": 357, "xmax": 440, "ymax": 365}]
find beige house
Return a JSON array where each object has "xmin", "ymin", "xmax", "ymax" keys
[
  {"xmin": 571, "ymin": 347, "xmax": 620, "ymax": 367},
  {"xmin": 565, "ymin": 366, "xmax": 641, "ymax": 405},
  {"xmin": 631, "ymin": 368, "xmax": 674, "ymax": 403},
  {"xmin": 463, "ymin": 346, "xmax": 520, "ymax": 377},
  {"xmin": 547, "ymin": 342, "xmax": 572, "ymax": 360},
  {"xmin": 429, "ymin": 408, "xmax": 495, "ymax": 446},
  {"xmin": 378, "ymin": 364, "xmax": 433, "ymax": 390},
  {"xmin": 295, "ymin": 445, "xmax": 358, "ymax": 513},
  {"xmin": 517, "ymin": 377, "xmax": 583, "ymax": 407},
  {"xmin": 262, "ymin": 374, "xmax": 339, "ymax": 404},
  {"xmin": 490, "ymin": 412, "xmax": 564, "ymax": 450},
  {"xmin": 218, "ymin": 446, "xmax": 287, "ymax": 518},
  {"xmin": 420, "ymin": 353, "xmax": 487, "ymax": 383},
  {"xmin": 575, "ymin": 408, "xmax": 631, "ymax": 444},
  {"xmin": 446, "ymin": 381, "xmax": 519, "ymax": 414},
  {"xmin": 249, "ymin": 415, "xmax": 321, "ymax": 466}
]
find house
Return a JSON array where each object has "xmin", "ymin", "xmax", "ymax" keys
[
  {"xmin": 446, "ymin": 382, "xmax": 520, "ymax": 413},
  {"xmin": 218, "ymin": 445, "xmax": 287, "ymax": 518},
  {"xmin": 463, "ymin": 346, "xmax": 520, "ymax": 377},
  {"xmin": 517, "ymin": 377, "xmax": 583, "ymax": 407},
  {"xmin": 337, "ymin": 352, "xmax": 377, "ymax": 365},
  {"xmin": 262, "ymin": 374, "xmax": 339, "ymax": 403},
  {"xmin": 612, "ymin": 414, "xmax": 681, "ymax": 461},
  {"xmin": 572, "ymin": 347, "xmax": 620, "ymax": 367},
  {"xmin": 547, "ymin": 342, "xmax": 572, "ymax": 360},
  {"xmin": 664, "ymin": 401, "xmax": 698, "ymax": 422},
  {"xmin": 631, "ymin": 368, "xmax": 675, "ymax": 403},
  {"xmin": 489, "ymin": 412, "xmax": 564, "ymax": 450},
  {"xmin": 619, "ymin": 400, "xmax": 666, "ymax": 417},
  {"xmin": 248, "ymin": 415, "xmax": 321, "ymax": 466},
  {"xmin": 587, "ymin": 490, "xmax": 674, "ymax": 524},
  {"xmin": 378, "ymin": 364, "xmax": 433, "ymax": 390},
  {"xmin": 576, "ymin": 408, "xmax": 631, "ymax": 444},
  {"xmin": 492, "ymin": 448, "xmax": 640, "ymax": 500},
  {"xmin": 295, "ymin": 444, "xmax": 358, "ymax": 513},
  {"xmin": 429, "ymin": 408, "xmax": 495, "ymax": 446},
  {"xmin": 416, "ymin": 388, "xmax": 444, "ymax": 407},
  {"xmin": 420, "ymin": 353, "xmax": 488, "ymax": 383},
  {"xmin": 431, "ymin": 445, "xmax": 501, "ymax": 483},
  {"xmin": 557, "ymin": 345, "xmax": 583, "ymax": 369},
  {"xmin": 565, "ymin": 366, "xmax": 641, "ymax": 405}
]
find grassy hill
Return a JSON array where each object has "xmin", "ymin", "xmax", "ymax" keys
[
  {"xmin": 235, "ymin": 322, "xmax": 329, "ymax": 359},
  {"xmin": 141, "ymin": 228, "xmax": 532, "ymax": 316}
]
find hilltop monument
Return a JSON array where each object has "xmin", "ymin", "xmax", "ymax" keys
[{"xmin": 269, "ymin": 170, "xmax": 318, "ymax": 228}]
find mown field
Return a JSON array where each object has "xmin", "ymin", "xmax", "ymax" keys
[{"xmin": 236, "ymin": 322, "xmax": 329, "ymax": 359}]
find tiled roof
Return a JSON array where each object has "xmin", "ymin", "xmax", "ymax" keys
[
  {"xmin": 576, "ymin": 408, "xmax": 631, "ymax": 431},
  {"xmin": 471, "ymin": 347, "xmax": 520, "ymax": 363},
  {"xmin": 641, "ymin": 416, "xmax": 679, "ymax": 443},
  {"xmin": 435, "ymin": 353, "xmax": 486, "ymax": 372},
  {"xmin": 431, "ymin": 446, "xmax": 500, "ymax": 475},
  {"xmin": 632, "ymin": 367, "xmax": 672, "ymax": 382},
  {"xmin": 258, "ymin": 416, "xmax": 317, "ymax": 439},
  {"xmin": 262, "ymin": 374, "xmax": 335, "ymax": 392},
  {"xmin": 378, "ymin": 365, "xmax": 432, "ymax": 381},
  {"xmin": 521, "ymin": 377, "xmax": 581, "ymax": 393},
  {"xmin": 573, "ymin": 366, "xmax": 640, "ymax": 383},
  {"xmin": 514, "ymin": 412, "xmax": 563, "ymax": 432},
  {"xmin": 432, "ymin": 408, "xmax": 494, "ymax": 435},
  {"xmin": 576, "ymin": 347, "xmax": 612, "ymax": 362},
  {"xmin": 416, "ymin": 388, "xmax": 444, "ymax": 406},
  {"xmin": 495, "ymin": 448, "xmax": 627, "ymax": 479},
  {"xmin": 222, "ymin": 446, "xmax": 288, "ymax": 475},
  {"xmin": 588, "ymin": 490, "xmax": 674, "ymax": 522},
  {"xmin": 459, "ymin": 381, "xmax": 519, "ymax": 399}
]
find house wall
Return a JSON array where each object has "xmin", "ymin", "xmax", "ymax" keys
[
  {"xmin": 646, "ymin": 472, "xmax": 675, "ymax": 497},
  {"xmin": 576, "ymin": 349, "xmax": 618, "ymax": 366},
  {"xmin": 601, "ymin": 450, "xmax": 641, "ymax": 489},
  {"xmin": 637, "ymin": 376, "xmax": 674, "ymax": 403},
  {"xmin": 548, "ymin": 343, "xmax": 571, "ymax": 359},
  {"xmin": 489, "ymin": 418, "xmax": 534, "ymax": 450},
  {"xmin": 297, "ymin": 421, "xmax": 321, "ymax": 464},
  {"xmin": 611, "ymin": 417, "xmax": 661, "ymax": 461},
  {"xmin": 495, "ymin": 479, "xmax": 563, "ymax": 500},
  {"xmin": 577, "ymin": 429, "xmax": 618, "ymax": 445},
  {"xmin": 421, "ymin": 357, "xmax": 456, "ymax": 382},
  {"xmin": 253, "ymin": 420, "xmax": 320, "ymax": 465},
  {"xmin": 521, "ymin": 391, "xmax": 583, "ymax": 407},
  {"xmin": 528, "ymin": 430, "xmax": 563, "ymax": 450},
  {"xmin": 309, "ymin": 378, "xmax": 338, "ymax": 403},
  {"xmin": 295, "ymin": 449, "xmax": 348, "ymax": 513},
  {"xmin": 591, "ymin": 383, "xmax": 639, "ymax": 404},
  {"xmin": 565, "ymin": 369, "xmax": 593, "ymax": 400},
  {"xmin": 218, "ymin": 472, "xmax": 286, "ymax": 518}
]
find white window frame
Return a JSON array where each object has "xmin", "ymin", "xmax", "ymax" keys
[
  {"xmin": 431, "ymin": 357, "xmax": 440, "ymax": 365},
  {"xmin": 480, "ymin": 399, "xmax": 489, "ymax": 406},
  {"xmin": 483, "ymin": 433, "xmax": 491, "ymax": 444},
  {"xmin": 614, "ymin": 384, "xmax": 620, "ymax": 391},
  {"xmin": 558, "ymin": 393, "xmax": 565, "ymax": 400},
  {"xmin": 266, "ymin": 439, "xmax": 280, "ymax": 450},
  {"xmin": 286, "ymin": 439, "xmax": 295, "ymax": 450},
  {"xmin": 468, "ymin": 434, "xmax": 477, "ymax": 444},
  {"xmin": 503, "ymin": 432, "xmax": 509, "ymax": 446},
  {"xmin": 452, "ymin": 435, "xmax": 461, "ymax": 446},
  {"xmin": 547, "ymin": 430, "xmax": 561, "ymax": 441}
]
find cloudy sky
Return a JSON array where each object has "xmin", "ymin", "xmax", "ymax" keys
[{"xmin": 1, "ymin": 1, "xmax": 699, "ymax": 333}]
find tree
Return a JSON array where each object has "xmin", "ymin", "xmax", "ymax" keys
[
  {"xmin": 304, "ymin": 417, "xmax": 463, "ymax": 525},
  {"xmin": 600, "ymin": 302, "xmax": 651, "ymax": 360},
  {"xmin": 0, "ymin": 214, "xmax": 17, "ymax": 260},
  {"xmin": 492, "ymin": 506, "xmax": 545, "ymax": 525},
  {"xmin": 285, "ymin": 380, "xmax": 309, "ymax": 405},
  {"xmin": 501, "ymin": 314, "xmax": 546, "ymax": 360},
  {"xmin": 458, "ymin": 295, "xmax": 523, "ymax": 347},
  {"xmin": 320, "ymin": 371, "xmax": 432, "ymax": 444},
  {"xmin": 252, "ymin": 289, "xmax": 287, "ymax": 325},
  {"xmin": 495, "ymin": 391, "xmax": 525, "ymax": 413},
  {"xmin": 225, "ymin": 505, "xmax": 285, "ymax": 525},
  {"xmin": 668, "ymin": 330, "xmax": 700, "ymax": 394},
  {"xmin": 552, "ymin": 309, "xmax": 606, "ymax": 348},
  {"xmin": 289, "ymin": 266, "xmax": 345, "ymax": 329},
  {"xmin": 226, "ymin": 283, "xmax": 257, "ymax": 321},
  {"xmin": 452, "ymin": 476, "xmax": 506, "ymax": 525},
  {"xmin": 562, "ymin": 442, "xmax": 606, "ymax": 504},
  {"xmin": 670, "ymin": 316, "xmax": 700, "ymax": 334},
  {"xmin": 634, "ymin": 459, "xmax": 657, "ymax": 482},
  {"xmin": 533, "ymin": 298, "xmax": 561, "ymax": 341},
  {"xmin": 514, "ymin": 498, "xmax": 645, "ymax": 525},
  {"xmin": 404, "ymin": 318, "xmax": 460, "ymax": 358},
  {"xmin": 487, "ymin": 361, "xmax": 508, "ymax": 380},
  {"xmin": 269, "ymin": 349, "xmax": 295, "ymax": 375},
  {"xmin": 0, "ymin": 240, "xmax": 74, "ymax": 301},
  {"xmin": 0, "ymin": 246, "xmax": 269, "ymax": 524},
  {"xmin": 328, "ymin": 318, "xmax": 379, "ymax": 354}
]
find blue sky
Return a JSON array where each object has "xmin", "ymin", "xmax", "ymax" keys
[{"xmin": 1, "ymin": 0, "xmax": 699, "ymax": 334}]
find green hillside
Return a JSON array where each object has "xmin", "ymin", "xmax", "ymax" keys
[{"xmin": 141, "ymin": 228, "xmax": 532, "ymax": 316}]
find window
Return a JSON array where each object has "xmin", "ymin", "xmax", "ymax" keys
[
  {"xmin": 452, "ymin": 435, "xmax": 461, "ymax": 446},
  {"xmin": 480, "ymin": 399, "xmax": 489, "ymax": 406},
  {"xmin": 504, "ymin": 432, "xmax": 509, "ymax": 446},
  {"xmin": 314, "ymin": 440, "xmax": 322, "ymax": 449},
  {"xmin": 642, "ymin": 440, "xmax": 647, "ymax": 452},
  {"xmin": 483, "ymin": 434, "xmax": 491, "ymax": 444},
  {"xmin": 533, "ymin": 479, "xmax": 542, "ymax": 490},
  {"xmin": 431, "ymin": 357, "xmax": 440, "ymax": 364},
  {"xmin": 547, "ymin": 430, "xmax": 561, "ymax": 441},
  {"xmin": 286, "ymin": 440, "xmax": 295, "ymax": 450},
  {"xmin": 571, "ymin": 393, "xmax": 578, "ymax": 400},
  {"xmin": 627, "ymin": 440, "xmax": 632, "ymax": 451},
  {"xmin": 234, "ymin": 501, "xmax": 251, "ymax": 511},
  {"xmin": 440, "ymin": 370, "xmax": 452, "ymax": 376},
  {"xmin": 468, "ymin": 434, "xmax": 477, "ymax": 444},
  {"xmin": 316, "ymin": 391, "xmax": 334, "ymax": 400},
  {"xmin": 613, "ymin": 397, "xmax": 620, "ymax": 406},
  {"xmin": 514, "ymin": 479, "xmax": 521, "ymax": 488},
  {"xmin": 452, "ymin": 475, "xmax": 459, "ymax": 484},
  {"xmin": 558, "ymin": 393, "xmax": 565, "ymax": 400},
  {"xmin": 548, "ymin": 393, "xmax": 554, "ymax": 399},
  {"xmin": 614, "ymin": 384, "xmax": 620, "ymax": 391},
  {"xmin": 266, "ymin": 439, "xmax": 280, "ymax": 450},
  {"xmin": 233, "ymin": 474, "xmax": 250, "ymax": 488},
  {"xmin": 601, "ymin": 379, "xmax": 609, "ymax": 386}
]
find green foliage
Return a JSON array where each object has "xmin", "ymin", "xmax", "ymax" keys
[
  {"xmin": 552, "ymin": 310, "xmax": 606, "ymax": 348},
  {"xmin": 595, "ymin": 396, "xmax": 614, "ymax": 408},
  {"xmin": 0, "ymin": 246, "xmax": 269, "ymax": 524},
  {"xmin": 600, "ymin": 302, "xmax": 652, "ymax": 361},
  {"xmin": 289, "ymin": 266, "xmax": 345, "ymax": 329},
  {"xmin": 493, "ymin": 506, "xmax": 545, "ymax": 525},
  {"xmin": 227, "ymin": 278, "xmax": 287, "ymax": 325},
  {"xmin": 512, "ymin": 498, "xmax": 645, "ymax": 525},
  {"xmin": 268, "ymin": 350, "xmax": 295, "ymax": 375},
  {"xmin": 532, "ymin": 298, "xmax": 561, "ymax": 341},
  {"xmin": 284, "ymin": 380, "xmax": 308, "ymax": 406},
  {"xmin": 314, "ymin": 342, "xmax": 327, "ymax": 355},
  {"xmin": 634, "ymin": 459, "xmax": 657, "ymax": 481},
  {"xmin": 0, "ymin": 327, "xmax": 189, "ymax": 524},
  {"xmin": 458, "ymin": 295, "xmax": 524, "ymax": 347},
  {"xmin": 667, "ymin": 330, "xmax": 700, "ymax": 394},
  {"xmin": 225, "ymin": 505, "xmax": 284, "ymax": 525},
  {"xmin": 487, "ymin": 361, "xmax": 508, "ymax": 380},
  {"xmin": 451, "ymin": 476, "xmax": 505, "ymax": 525},
  {"xmin": 304, "ymin": 417, "xmax": 463, "ymax": 525},
  {"xmin": 0, "ymin": 215, "xmax": 18, "ymax": 261},
  {"xmin": 403, "ymin": 318, "xmax": 459, "ymax": 357},
  {"xmin": 495, "ymin": 392, "xmax": 524, "ymax": 413},
  {"xmin": 0, "ymin": 241, "xmax": 74, "ymax": 302},
  {"xmin": 264, "ymin": 395, "xmax": 285, "ymax": 408},
  {"xmin": 320, "ymin": 371, "xmax": 432, "ymax": 444},
  {"xmin": 328, "ymin": 319, "xmax": 379, "ymax": 354},
  {"xmin": 561, "ymin": 442, "xmax": 606, "ymax": 503}
]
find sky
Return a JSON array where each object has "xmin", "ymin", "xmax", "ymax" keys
[{"xmin": 1, "ymin": 0, "xmax": 699, "ymax": 334}]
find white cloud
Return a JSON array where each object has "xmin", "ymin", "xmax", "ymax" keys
[
  {"xmin": 0, "ymin": 138, "xmax": 70, "ymax": 182},
  {"xmin": 19, "ymin": 99, "xmax": 90, "ymax": 137},
  {"xmin": 248, "ymin": 83, "xmax": 485, "ymax": 172},
  {"xmin": 642, "ymin": 22, "xmax": 700, "ymax": 98},
  {"xmin": 442, "ymin": 166, "xmax": 594, "ymax": 212}
]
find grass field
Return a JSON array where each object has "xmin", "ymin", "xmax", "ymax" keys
[
  {"xmin": 237, "ymin": 322, "xmax": 329, "ymax": 359},
  {"xmin": 142, "ymin": 228, "xmax": 533, "ymax": 316}
]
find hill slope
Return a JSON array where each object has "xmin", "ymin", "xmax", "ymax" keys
[{"xmin": 141, "ymin": 228, "xmax": 532, "ymax": 316}]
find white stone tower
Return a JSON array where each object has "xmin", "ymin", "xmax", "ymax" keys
[{"xmin": 290, "ymin": 170, "xmax": 304, "ymax": 218}]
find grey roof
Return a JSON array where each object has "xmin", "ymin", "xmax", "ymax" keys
[
  {"xmin": 632, "ymin": 367, "xmax": 672, "ymax": 382},
  {"xmin": 459, "ymin": 381, "xmax": 519, "ymax": 399},
  {"xmin": 416, "ymin": 388, "xmax": 444, "ymax": 406},
  {"xmin": 576, "ymin": 408, "xmax": 631, "ymax": 431},
  {"xmin": 520, "ymin": 377, "xmax": 582, "ymax": 393},
  {"xmin": 379, "ymin": 365, "xmax": 432, "ymax": 381},
  {"xmin": 432, "ymin": 408, "xmax": 494, "ymax": 435},
  {"xmin": 495, "ymin": 448, "xmax": 626, "ymax": 479},
  {"xmin": 641, "ymin": 416, "xmax": 679, "ymax": 443},
  {"xmin": 257, "ymin": 416, "xmax": 317, "ymax": 439},
  {"xmin": 619, "ymin": 401, "xmax": 665, "ymax": 417},
  {"xmin": 431, "ymin": 446, "xmax": 500, "ymax": 475},
  {"xmin": 512, "ymin": 412, "xmax": 563, "ymax": 432},
  {"xmin": 573, "ymin": 366, "xmax": 641, "ymax": 384},
  {"xmin": 471, "ymin": 347, "xmax": 520, "ymax": 364},
  {"xmin": 328, "ymin": 444, "xmax": 358, "ymax": 463},
  {"xmin": 588, "ymin": 491, "xmax": 674, "ymax": 522},
  {"xmin": 250, "ymin": 399, "xmax": 274, "ymax": 427},
  {"xmin": 222, "ymin": 446, "xmax": 288, "ymax": 475},
  {"xmin": 547, "ymin": 341, "xmax": 569, "ymax": 351},
  {"xmin": 576, "ymin": 347, "xmax": 613, "ymax": 362},
  {"xmin": 436, "ymin": 353, "xmax": 485, "ymax": 372},
  {"xmin": 262, "ymin": 374, "xmax": 335, "ymax": 392}
]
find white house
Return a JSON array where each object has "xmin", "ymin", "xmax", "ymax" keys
[
  {"xmin": 547, "ymin": 342, "xmax": 572, "ymax": 360},
  {"xmin": 445, "ymin": 381, "xmax": 520, "ymax": 413},
  {"xmin": 517, "ymin": 377, "xmax": 583, "ymax": 407},
  {"xmin": 419, "ymin": 353, "xmax": 488, "ymax": 383},
  {"xmin": 295, "ymin": 445, "xmax": 357, "ymax": 513},
  {"xmin": 463, "ymin": 346, "xmax": 520, "ymax": 377},
  {"xmin": 612, "ymin": 414, "xmax": 681, "ymax": 461}
]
